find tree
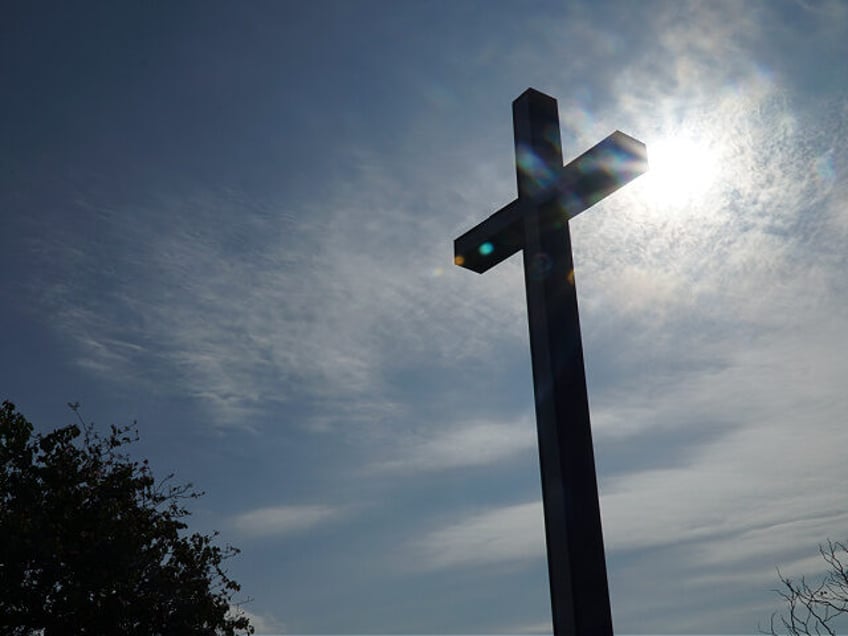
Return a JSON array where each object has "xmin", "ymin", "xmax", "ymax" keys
[
  {"xmin": 0, "ymin": 400, "xmax": 254, "ymax": 635},
  {"xmin": 764, "ymin": 539, "xmax": 848, "ymax": 636}
]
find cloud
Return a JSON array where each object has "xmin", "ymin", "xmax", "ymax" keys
[
  {"xmin": 505, "ymin": 619, "xmax": 553, "ymax": 635},
  {"xmin": 371, "ymin": 415, "xmax": 537, "ymax": 473},
  {"xmin": 599, "ymin": 312, "xmax": 848, "ymax": 545},
  {"xmin": 25, "ymin": 131, "xmax": 530, "ymax": 430},
  {"xmin": 413, "ymin": 500, "xmax": 545, "ymax": 570},
  {"xmin": 230, "ymin": 504, "xmax": 345, "ymax": 539},
  {"xmin": 229, "ymin": 606, "xmax": 286, "ymax": 635}
]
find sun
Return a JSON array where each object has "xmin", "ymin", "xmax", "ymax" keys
[{"xmin": 642, "ymin": 135, "xmax": 721, "ymax": 207}]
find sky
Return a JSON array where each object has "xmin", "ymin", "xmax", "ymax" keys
[{"xmin": 1, "ymin": 0, "xmax": 847, "ymax": 634}]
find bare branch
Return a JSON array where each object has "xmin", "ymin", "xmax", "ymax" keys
[{"xmin": 767, "ymin": 541, "xmax": 848, "ymax": 636}]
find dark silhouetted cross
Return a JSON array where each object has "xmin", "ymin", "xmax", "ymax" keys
[{"xmin": 454, "ymin": 88, "xmax": 647, "ymax": 636}]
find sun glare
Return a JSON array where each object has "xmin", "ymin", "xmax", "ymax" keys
[{"xmin": 643, "ymin": 136, "xmax": 720, "ymax": 207}]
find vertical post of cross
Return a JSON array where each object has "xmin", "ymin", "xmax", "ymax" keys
[
  {"xmin": 515, "ymin": 89, "xmax": 613, "ymax": 636},
  {"xmin": 453, "ymin": 87, "xmax": 647, "ymax": 636}
]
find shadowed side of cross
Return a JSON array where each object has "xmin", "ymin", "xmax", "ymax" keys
[{"xmin": 452, "ymin": 88, "xmax": 647, "ymax": 636}]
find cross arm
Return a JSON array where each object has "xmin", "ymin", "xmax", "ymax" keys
[
  {"xmin": 454, "ymin": 130, "xmax": 647, "ymax": 274},
  {"xmin": 453, "ymin": 198, "xmax": 529, "ymax": 274},
  {"xmin": 549, "ymin": 130, "xmax": 648, "ymax": 214}
]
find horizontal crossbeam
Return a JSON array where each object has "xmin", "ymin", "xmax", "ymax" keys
[
  {"xmin": 454, "ymin": 130, "xmax": 647, "ymax": 274},
  {"xmin": 453, "ymin": 198, "xmax": 528, "ymax": 274}
]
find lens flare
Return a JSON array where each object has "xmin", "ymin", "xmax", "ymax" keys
[
  {"xmin": 516, "ymin": 144, "xmax": 557, "ymax": 193},
  {"xmin": 478, "ymin": 242, "xmax": 494, "ymax": 256}
]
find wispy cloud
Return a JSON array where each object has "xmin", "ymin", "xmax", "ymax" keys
[
  {"xmin": 504, "ymin": 618, "xmax": 553, "ymax": 635},
  {"xmin": 413, "ymin": 500, "xmax": 545, "ymax": 570},
  {"xmin": 370, "ymin": 415, "xmax": 536, "ymax": 474},
  {"xmin": 229, "ymin": 606, "xmax": 286, "ymax": 636},
  {"xmin": 230, "ymin": 504, "xmax": 346, "ymax": 539},
  {"xmin": 27, "ymin": 139, "xmax": 529, "ymax": 430}
]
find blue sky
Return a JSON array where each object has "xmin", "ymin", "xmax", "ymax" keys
[{"xmin": 2, "ymin": 1, "xmax": 847, "ymax": 633}]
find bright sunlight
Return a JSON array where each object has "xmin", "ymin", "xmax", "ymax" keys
[{"xmin": 643, "ymin": 135, "xmax": 721, "ymax": 207}]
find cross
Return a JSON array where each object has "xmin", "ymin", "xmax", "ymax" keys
[{"xmin": 454, "ymin": 88, "xmax": 647, "ymax": 636}]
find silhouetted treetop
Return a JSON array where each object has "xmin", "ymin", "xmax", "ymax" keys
[{"xmin": 0, "ymin": 400, "xmax": 253, "ymax": 635}]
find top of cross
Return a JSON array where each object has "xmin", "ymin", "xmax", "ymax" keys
[{"xmin": 454, "ymin": 89, "xmax": 647, "ymax": 274}]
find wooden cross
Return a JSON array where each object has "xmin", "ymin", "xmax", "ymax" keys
[{"xmin": 454, "ymin": 88, "xmax": 647, "ymax": 636}]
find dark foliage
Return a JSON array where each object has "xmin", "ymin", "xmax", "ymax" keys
[
  {"xmin": 763, "ymin": 539, "xmax": 848, "ymax": 636},
  {"xmin": 0, "ymin": 401, "xmax": 253, "ymax": 635}
]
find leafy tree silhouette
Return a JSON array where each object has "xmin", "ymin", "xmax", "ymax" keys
[{"xmin": 0, "ymin": 400, "xmax": 253, "ymax": 635}]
